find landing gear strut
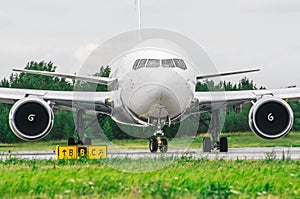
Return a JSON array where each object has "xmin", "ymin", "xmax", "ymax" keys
[
  {"xmin": 202, "ymin": 110, "xmax": 228, "ymax": 152},
  {"xmin": 68, "ymin": 110, "xmax": 107, "ymax": 146},
  {"xmin": 149, "ymin": 129, "xmax": 168, "ymax": 153},
  {"xmin": 68, "ymin": 109, "xmax": 85, "ymax": 145}
]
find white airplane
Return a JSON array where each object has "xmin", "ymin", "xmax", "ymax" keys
[{"xmin": 0, "ymin": 38, "xmax": 298, "ymax": 153}]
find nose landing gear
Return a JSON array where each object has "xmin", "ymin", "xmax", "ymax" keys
[{"xmin": 149, "ymin": 129, "xmax": 168, "ymax": 153}]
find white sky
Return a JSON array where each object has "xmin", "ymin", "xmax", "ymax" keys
[{"xmin": 1, "ymin": 0, "xmax": 300, "ymax": 88}]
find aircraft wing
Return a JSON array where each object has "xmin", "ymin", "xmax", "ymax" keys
[
  {"xmin": 196, "ymin": 69, "xmax": 259, "ymax": 81},
  {"xmin": 0, "ymin": 87, "xmax": 113, "ymax": 114},
  {"xmin": 191, "ymin": 87, "xmax": 300, "ymax": 113},
  {"xmin": 13, "ymin": 69, "xmax": 116, "ymax": 85}
]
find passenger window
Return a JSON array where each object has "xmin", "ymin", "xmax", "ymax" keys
[
  {"xmin": 161, "ymin": 59, "xmax": 175, "ymax": 67},
  {"xmin": 146, "ymin": 59, "xmax": 160, "ymax": 67},
  {"xmin": 133, "ymin": 59, "xmax": 140, "ymax": 70}
]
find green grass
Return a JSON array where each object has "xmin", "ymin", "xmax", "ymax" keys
[
  {"xmin": 0, "ymin": 133, "xmax": 299, "ymax": 198},
  {"xmin": 1, "ymin": 132, "xmax": 300, "ymax": 152},
  {"xmin": 0, "ymin": 140, "xmax": 66, "ymax": 152},
  {"xmin": 0, "ymin": 158, "xmax": 298, "ymax": 198}
]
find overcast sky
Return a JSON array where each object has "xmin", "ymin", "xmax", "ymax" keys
[{"xmin": 1, "ymin": 0, "xmax": 300, "ymax": 88}]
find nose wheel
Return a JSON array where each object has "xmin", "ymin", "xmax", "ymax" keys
[
  {"xmin": 149, "ymin": 137, "xmax": 168, "ymax": 153},
  {"xmin": 149, "ymin": 138, "xmax": 158, "ymax": 152},
  {"xmin": 149, "ymin": 129, "xmax": 168, "ymax": 153}
]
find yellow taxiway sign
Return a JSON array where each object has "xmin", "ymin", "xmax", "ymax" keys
[
  {"xmin": 88, "ymin": 146, "xmax": 107, "ymax": 159},
  {"xmin": 56, "ymin": 145, "xmax": 107, "ymax": 160}
]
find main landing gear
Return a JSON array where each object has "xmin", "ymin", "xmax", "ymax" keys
[
  {"xmin": 202, "ymin": 110, "xmax": 228, "ymax": 153},
  {"xmin": 68, "ymin": 110, "xmax": 107, "ymax": 146},
  {"xmin": 149, "ymin": 129, "xmax": 168, "ymax": 153}
]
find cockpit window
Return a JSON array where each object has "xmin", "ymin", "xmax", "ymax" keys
[
  {"xmin": 179, "ymin": 59, "xmax": 187, "ymax": 70},
  {"xmin": 133, "ymin": 58, "xmax": 187, "ymax": 70},
  {"xmin": 138, "ymin": 59, "xmax": 147, "ymax": 68},
  {"xmin": 146, "ymin": 59, "xmax": 160, "ymax": 67},
  {"xmin": 173, "ymin": 59, "xmax": 187, "ymax": 70},
  {"xmin": 161, "ymin": 59, "xmax": 175, "ymax": 67},
  {"xmin": 132, "ymin": 59, "xmax": 140, "ymax": 70},
  {"xmin": 173, "ymin": 59, "xmax": 181, "ymax": 68}
]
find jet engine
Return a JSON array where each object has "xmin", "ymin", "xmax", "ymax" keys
[
  {"xmin": 249, "ymin": 97, "xmax": 293, "ymax": 139},
  {"xmin": 9, "ymin": 97, "xmax": 54, "ymax": 141}
]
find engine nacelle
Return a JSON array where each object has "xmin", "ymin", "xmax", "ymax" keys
[
  {"xmin": 9, "ymin": 97, "xmax": 54, "ymax": 141},
  {"xmin": 249, "ymin": 97, "xmax": 293, "ymax": 140}
]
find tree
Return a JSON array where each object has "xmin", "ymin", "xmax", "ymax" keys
[
  {"xmin": 102, "ymin": 119, "xmax": 113, "ymax": 140},
  {"xmin": 195, "ymin": 77, "xmax": 262, "ymax": 134},
  {"xmin": 238, "ymin": 77, "xmax": 257, "ymax": 90}
]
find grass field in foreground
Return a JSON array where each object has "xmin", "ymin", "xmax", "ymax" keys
[
  {"xmin": 0, "ymin": 132, "xmax": 300, "ymax": 152},
  {"xmin": 0, "ymin": 158, "xmax": 299, "ymax": 198}
]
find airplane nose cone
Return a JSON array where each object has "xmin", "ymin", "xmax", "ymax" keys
[
  {"xmin": 128, "ymin": 83, "xmax": 181, "ymax": 118},
  {"xmin": 121, "ymin": 69, "xmax": 193, "ymax": 119}
]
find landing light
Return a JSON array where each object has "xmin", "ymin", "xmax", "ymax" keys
[
  {"xmin": 192, "ymin": 98, "xmax": 199, "ymax": 103},
  {"xmin": 105, "ymin": 98, "xmax": 113, "ymax": 106}
]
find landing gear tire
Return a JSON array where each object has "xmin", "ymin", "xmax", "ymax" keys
[
  {"xmin": 220, "ymin": 137, "xmax": 228, "ymax": 152},
  {"xmin": 149, "ymin": 138, "xmax": 158, "ymax": 153},
  {"xmin": 159, "ymin": 138, "xmax": 168, "ymax": 153},
  {"xmin": 203, "ymin": 137, "xmax": 211, "ymax": 152}
]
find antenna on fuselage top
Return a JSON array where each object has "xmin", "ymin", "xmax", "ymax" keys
[{"xmin": 135, "ymin": 0, "xmax": 142, "ymax": 41}]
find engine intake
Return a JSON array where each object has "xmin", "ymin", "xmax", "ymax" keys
[
  {"xmin": 9, "ymin": 97, "xmax": 54, "ymax": 141},
  {"xmin": 249, "ymin": 97, "xmax": 293, "ymax": 139}
]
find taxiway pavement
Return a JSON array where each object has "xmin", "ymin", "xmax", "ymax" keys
[{"xmin": 1, "ymin": 147, "xmax": 300, "ymax": 160}]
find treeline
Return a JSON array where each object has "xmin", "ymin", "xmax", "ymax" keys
[{"xmin": 0, "ymin": 61, "xmax": 299, "ymax": 143}]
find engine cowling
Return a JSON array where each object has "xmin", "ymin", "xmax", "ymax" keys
[
  {"xmin": 249, "ymin": 97, "xmax": 293, "ymax": 140},
  {"xmin": 9, "ymin": 97, "xmax": 54, "ymax": 141}
]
